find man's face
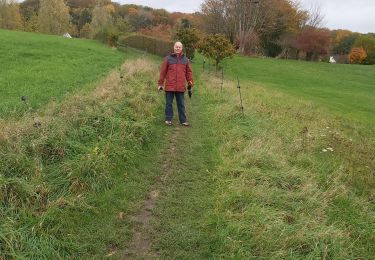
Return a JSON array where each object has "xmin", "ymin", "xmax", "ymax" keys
[{"xmin": 174, "ymin": 43, "xmax": 183, "ymax": 54}]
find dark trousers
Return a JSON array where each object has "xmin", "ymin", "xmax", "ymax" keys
[{"xmin": 165, "ymin": 91, "xmax": 187, "ymax": 123}]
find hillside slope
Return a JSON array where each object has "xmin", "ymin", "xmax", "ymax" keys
[
  {"xmin": 221, "ymin": 55, "xmax": 375, "ymax": 123},
  {"xmin": 0, "ymin": 29, "xmax": 132, "ymax": 117}
]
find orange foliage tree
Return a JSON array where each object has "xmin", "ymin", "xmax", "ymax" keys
[{"xmin": 348, "ymin": 47, "xmax": 367, "ymax": 64}]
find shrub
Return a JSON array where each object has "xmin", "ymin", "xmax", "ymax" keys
[
  {"xmin": 198, "ymin": 34, "xmax": 236, "ymax": 71},
  {"xmin": 348, "ymin": 47, "xmax": 367, "ymax": 64},
  {"xmin": 94, "ymin": 22, "xmax": 119, "ymax": 46}
]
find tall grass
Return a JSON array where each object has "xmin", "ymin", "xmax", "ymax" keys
[
  {"xmin": 196, "ymin": 69, "xmax": 375, "ymax": 258},
  {"xmin": 0, "ymin": 58, "xmax": 165, "ymax": 258}
]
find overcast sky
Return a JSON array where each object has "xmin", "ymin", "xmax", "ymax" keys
[
  {"xmin": 115, "ymin": 0, "xmax": 375, "ymax": 33},
  {"xmin": 298, "ymin": 0, "xmax": 375, "ymax": 33}
]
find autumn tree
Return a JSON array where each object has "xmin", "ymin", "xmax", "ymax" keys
[
  {"xmin": 90, "ymin": 1, "xmax": 118, "ymax": 45},
  {"xmin": 353, "ymin": 35, "xmax": 375, "ymax": 64},
  {"xmin": 114, "ymin": 16, "xmax": 133, "ymax": 36},
  {"xmin": 151, "ymin": 9, "xmax": 170, "ymax": 25},
  {"xmin": 19, "ymin": 0, "xmax": 39, "ymax": 31},
  {"xmin": 348, "ymin": 48, "xmax": 367, "ymax": 64},
  {"xmin": 200, "ymin": 0, "xmax": 308, "ymax": 55},
  {"xmin": 128, "ymin": 9, "xmax": 153, "ymax": 31},
  {"xmin": 80, "ymin": 22, "xmax": 91, "ymax": 38},
  {"xmin": 77, "ymin": 8, "xmax": 92, "ymax": 30},
  {"xmin": 332, "ymin": 30, "xmax": 359, "ymax": 55},
  {"xmin": 0, "ymin": 0, "xmax": 23, "ymax": 30},
  {"xmin": 295, "ymin": 27, "xmax": 331, "ymax": 61},
  {"xmin": 198, "ymin": 34, "xmax": 236, "ymax": 70},
  {"xmin": 262, "ymin": 0, "xmax": 308, "ymax": 57},
  {"xmin": 169, "ymin": 12, "xmax": 186, "ymax": 26},
  {"xmin": 140, "ymin": 24, "xmax": 172, "ymax": 41},
  {"xmin": 38, "ymin": 0, "xmax": 70, "ymax": 35},
  {"xmin": 66, "ymin": 0, "xmax": 96, "ymax": 9}
]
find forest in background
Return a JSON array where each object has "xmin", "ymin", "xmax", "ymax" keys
[{"xmin": 1, "ymin": 0, "xmax": 375, "ymax": 64}]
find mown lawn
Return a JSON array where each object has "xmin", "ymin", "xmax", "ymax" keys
[
  {"xmin": 221, "ymin": 55, "xmax": 375, "ymax": 123},
  {"xmin": 0, "ymin": 29, "xmax": 135, "ymax": 117}
]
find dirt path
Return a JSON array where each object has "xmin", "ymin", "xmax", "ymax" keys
[{"xmin": 122, "ymin": 126, "xmax": 182, "ymax": 259}]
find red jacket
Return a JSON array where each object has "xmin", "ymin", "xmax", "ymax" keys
[{"xmin": 158, "ymin": 53, "xmax": 193, "ymax": 92}]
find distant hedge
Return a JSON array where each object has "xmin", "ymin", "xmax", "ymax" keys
[{"xmin": 118, "ymin": 35, "xmax": 173, "ymax": 57}]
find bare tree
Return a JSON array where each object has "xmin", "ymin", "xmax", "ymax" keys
[
  {"xmin": 231, "ymin": 0, "xmax": 262, "ymax": 54},
  {"xmin": 201, "ymin": 0, "xmax": 232, "ymax": 37},
  {"xmin": 301, "ymin": 1, "xmax": 325, "ymax": 28},
  {"xmin": 201, "ymin": 0, "xmax": 263, "ymax": 54}
]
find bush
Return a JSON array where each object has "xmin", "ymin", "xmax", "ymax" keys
[
  {"xmin": 198, "ymin": 34, "xmax": 236, "ymax": 70},
  {"xmin": 118, "ymin": 34, "xmax": 173, "ymax": 57},
  {"xmin": 348, "ymin": 47, "xmax": 367, "ymax": 64},
  {"xmin": 94, "ymin": 22, "xmax": 119, "ymax": 46},
  {"xmin": 174, "ymin": 28, "xmax": 200, "ymax": 60}
]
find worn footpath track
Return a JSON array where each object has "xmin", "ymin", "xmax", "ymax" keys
[
  {"xmin": 123, "ymin": 125, "xmax": 183, "ymax": 258},
  {"xmin": 121, "ymin": 78, "xmax": 220, "ymax": 259}
]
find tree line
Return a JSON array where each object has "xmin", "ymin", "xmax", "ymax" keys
[{"xmin": 1, "ymin": 0, "xmax": 374, "ymax": 64}]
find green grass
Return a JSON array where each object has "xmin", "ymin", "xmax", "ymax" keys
[
  {"xmin": 0, "ymin": 29, "xmax": 137, "ymax": 118},
  {"xmin": 145, "ymin": 56, "xmax": 375, "ymax": 258},
  {"xmin": 221, "ymin": 55, "xmax": 375, "ymax": 123},
  {"xmin": 0, "ymin": 57, "xmax": 168, "ymax": 258},
  {"xmin": 1, "ymin": 31, "xmax": 374, "ymax": 259},
  {"xmin": 202, "ymin": 58, "xmax": 375, "ymax": 258},
  {"xmin": 150, "ymin": 93, "xmax": 223, "ymax": 259},
  {"xmin": 0, "ymin": 30, "xmax": 168, "ymax": 258}
]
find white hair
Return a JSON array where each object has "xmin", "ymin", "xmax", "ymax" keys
[{"xmin": 174, "ymin": 41, "xmax": 183, "ymax": 48}]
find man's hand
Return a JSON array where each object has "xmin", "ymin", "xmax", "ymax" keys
[
  {"xmin": 187, "ymin": 81, "xmax": 193, "ymax": 93},
  {"xmin": 158, "ymin": 85, "xmax": 164, "ymax": 91}
]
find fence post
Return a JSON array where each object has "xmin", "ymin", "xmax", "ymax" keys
[
  {"xmin": 221, "ymin": 68, "xmax": 224, "ymax": 91},
  {"xmin": 237, "ymin": 76, "xmax": 244, "ymax": 117}
]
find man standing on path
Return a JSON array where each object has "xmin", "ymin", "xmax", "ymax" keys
[{"xmin": 158, "ymin": 41, "xmax": 193, "ymax": 126}]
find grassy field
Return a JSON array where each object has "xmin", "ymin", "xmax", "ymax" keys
[
  {"xmin": 221, "ymin": 55, "xmax": 375, "ymax": 123},
  {"xmin": 147, "ymin": 56, "xmax": 375, "ymax": 258},
  {"xmin": 0, "ymin": 29, "xmax": 135, "ymax": 118},
  {"xmin": 0, "ymin": 30, "xmax": 166, "ymax": 258},
  {"xmin": 1, "ymin": 29, "xmax": 374, "ymax": 258},
  {"xmin": 0, "ymin": 56, "xmax": 169, "ymax": 258}
]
